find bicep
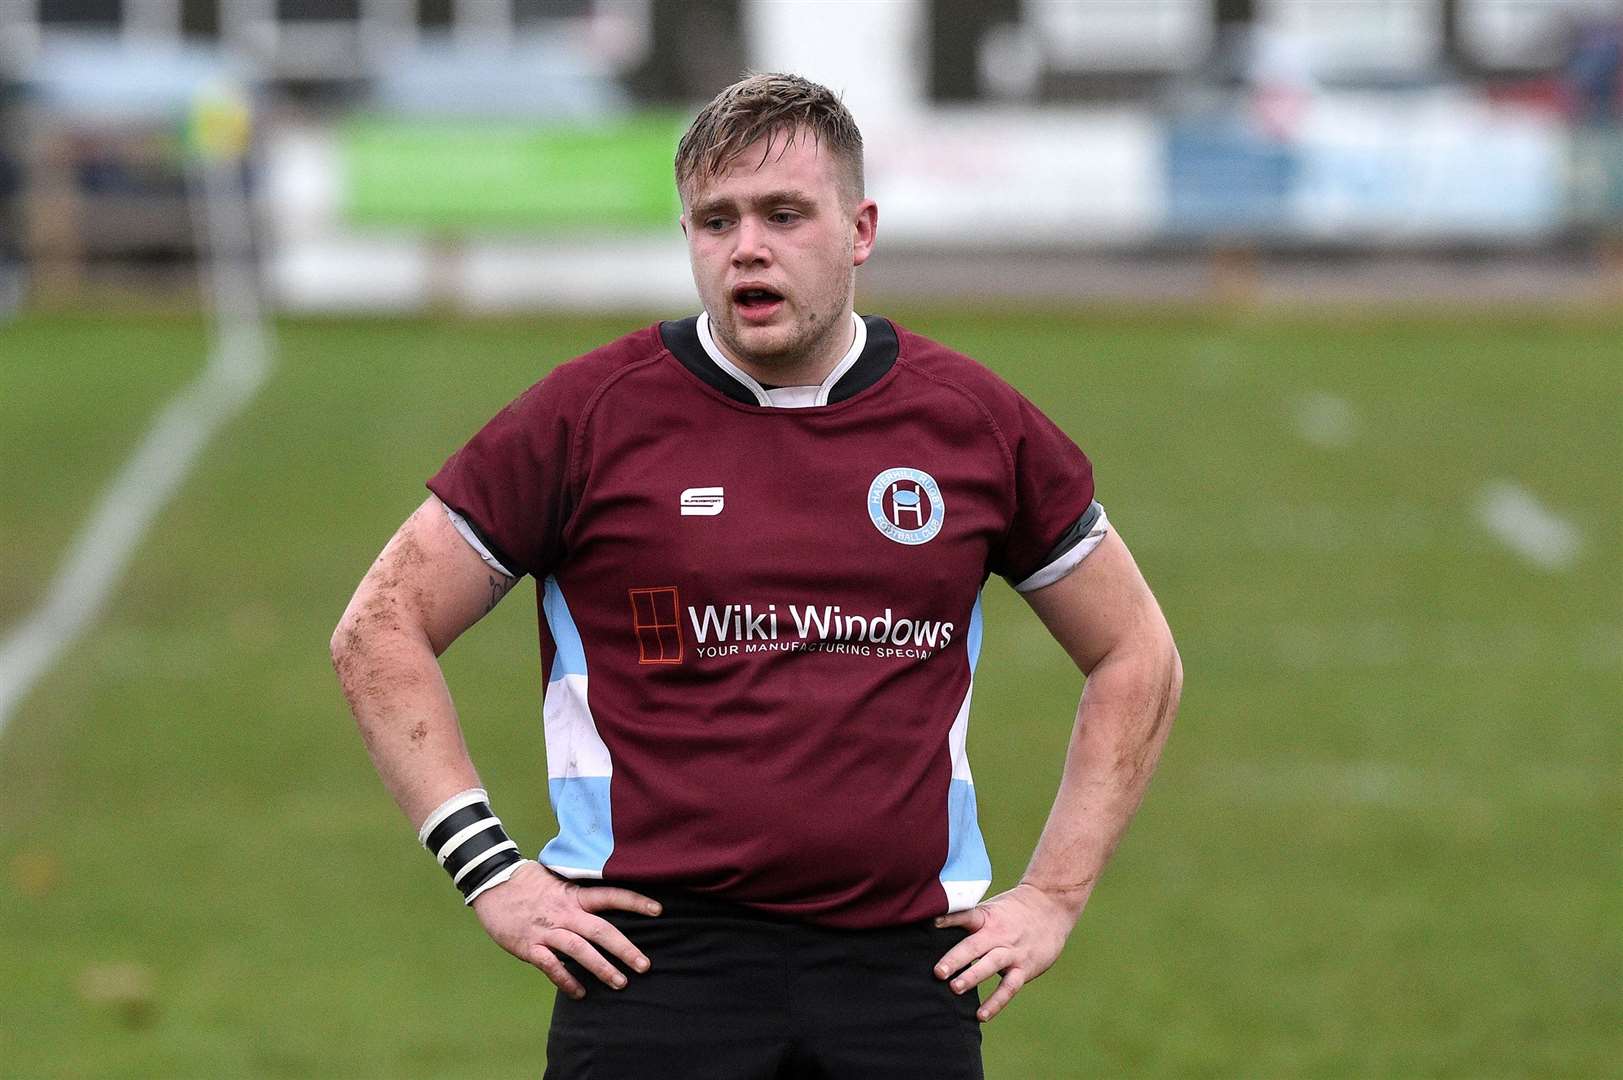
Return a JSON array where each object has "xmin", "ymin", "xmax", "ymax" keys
[
  {"xmin": 344, "ymin": 495, "xmax": 518, "ymax": 656},
  {"xmin": 1020, "ymin": 530, "xmax": 1172, "ymax": 676}
]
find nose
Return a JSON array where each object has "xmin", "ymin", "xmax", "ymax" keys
[{"xmin": 730, "ymin": 215, "xmax": 771, "ymax": 268}]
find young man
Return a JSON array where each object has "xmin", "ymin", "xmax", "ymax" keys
[{"xmin": 332, "ymin": 73, "xmax": 1181, "ymax": 1079}]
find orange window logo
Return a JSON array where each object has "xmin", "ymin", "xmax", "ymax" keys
[{"xmin": 628, "ymin": 587, "xmax": 684, "ymax": 664}]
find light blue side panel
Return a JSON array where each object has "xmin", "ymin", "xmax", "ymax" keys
[
  {"xmin": 941, "ymin": 779, "xmax": 992, "ymax": 883},
  {"xmin": 941, "ymin": 592, "xmax": 990, "ymax": 888},
  {"xmin": 540, "ymin": 777, "xmax": 614, "ymax": 873},
  {"xmin": 542, "ymin": 575, "xmax": 587, "ymax": 682},
  {"xmin": 538, "ymin": 576, "xmax": 607, "ymax": 873}
]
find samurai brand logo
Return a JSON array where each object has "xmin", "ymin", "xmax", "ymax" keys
[
  {"xmin": 867, "ymin": 468, "xmax": 944, "ymax": 545},
  {"xmin": 680, "ymin": 487, "xmax": 724, "ymax": 516}
]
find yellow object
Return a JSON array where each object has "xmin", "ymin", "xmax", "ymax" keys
[{"xmin": 188, "ymin": 81, "xmax": 251, "ymax": 162}]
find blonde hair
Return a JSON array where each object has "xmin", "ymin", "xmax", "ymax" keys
[{"xmin": 675, "ymin": 72, "xmax": 864, "ymax": 205}]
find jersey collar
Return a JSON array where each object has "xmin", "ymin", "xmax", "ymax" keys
[{"xmin": 660, "ymin": 311, "xmax": 899, "ymax": 408}]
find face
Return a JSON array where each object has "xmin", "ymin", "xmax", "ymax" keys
[{"xmin": 681, "ymin": 130, "xmax": 878, "ymax": 382}]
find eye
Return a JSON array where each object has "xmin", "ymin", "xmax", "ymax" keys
[
  {"xmin": 703, "ymin": 216, "xmax": 731, "ymax": 232},
  {"xmin": 769, "ymin": 210, "xmax": 800, "ymax": 225}
]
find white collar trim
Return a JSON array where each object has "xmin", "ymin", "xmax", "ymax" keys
[{"xmin": 695, "ymin": 311, "xmax": 866, "ymax": 409}]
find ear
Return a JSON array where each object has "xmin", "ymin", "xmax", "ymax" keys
[
  {"xmin": 851, "ymin": 198, "xmax": 879, "ymax": 267},
  {"xmin": 678, "ymin": 213, "xmax": 689, "ymax": 240}
]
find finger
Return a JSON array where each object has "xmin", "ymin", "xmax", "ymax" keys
[
  {"xmin": 573, "ymin": 912, "xmax": 652, "ymax": 974},
  {"xmin": 934, "ymin": 907, "xmax": 986, "ymax": 932},
  {"xmin": 528, "ymin": 944, "xmax": 585, "ymax": 1000},
  {"xmin": 946, "ymin": 946, "xmax": 1014, "ymax": 995},
  {"xmin": 575, "ymin": 886, "xmax": 664, "ymax": 917},
  {"xmin": 977, "ymin": 968, "xmax": 1027, "ymax": 1023},
  {"xmin": 933, "ymin": 932, "xmax": 992, "ymax": 981},
  {"xmin": 542, "ymin": 928, "xmax": 628, "ymax": 990}
]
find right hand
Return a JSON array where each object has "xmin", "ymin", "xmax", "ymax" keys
[{"xmin": 471, "ymin": 861, "xmax": 663, "ymax": 999}]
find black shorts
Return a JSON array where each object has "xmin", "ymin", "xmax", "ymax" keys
[{"xmin": 544, "ymin": 884, "xmax": 983, "ymax": 1079}]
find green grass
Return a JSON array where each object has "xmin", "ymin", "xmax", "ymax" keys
[{"xmin": 0, "ymin": 309, "xmax": 1618, "ymax": 1078}]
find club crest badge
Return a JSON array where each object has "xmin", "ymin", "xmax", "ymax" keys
[{"xmin": 868, "ymin": 468, "xmax": 944, "ymax": 545}]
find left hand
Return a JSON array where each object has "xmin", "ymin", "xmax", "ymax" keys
[{"xmin": 932, "ymin": 882, "xmax": 1078, "ymax": 1022}]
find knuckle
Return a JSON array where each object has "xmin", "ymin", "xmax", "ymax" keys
[{"xmin": 563, "ymin": 939, "xmax": 602, "ymax": 967}]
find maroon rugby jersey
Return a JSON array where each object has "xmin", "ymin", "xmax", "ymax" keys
[{"xmin": 428, "ymin": 312, "xmax": 1105, "ymax": 929}]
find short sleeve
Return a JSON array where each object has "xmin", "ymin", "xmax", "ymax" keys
[
  {"xmin": 426, "ymin": 376, "xmax": 577, "ymax": 580},
  {"xmin": 992, "ymin": 392, "xmax": 1105, "ymax": 592}
]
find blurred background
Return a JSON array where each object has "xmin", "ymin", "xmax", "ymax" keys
[
  {"xmin": 0, "ymin": 1, "xmax": 1618, "ymax": 1077},
  {"xmin": 2, "ymin": 0, "xmax": 1623, "ymax": 308}
]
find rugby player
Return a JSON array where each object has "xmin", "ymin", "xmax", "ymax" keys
[{"xmin": 332, "ymin": 72, "xmax": 1182, "ymax": 1078}]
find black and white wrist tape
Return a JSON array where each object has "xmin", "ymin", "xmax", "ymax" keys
[{"xmin": 417, "ymin": 788, "xmax": 526, "ymax": 905}]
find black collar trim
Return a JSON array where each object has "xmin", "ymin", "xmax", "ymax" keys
[{"xmin": 659, "ymin": 315, "xmax": 898, "ymax": 407}]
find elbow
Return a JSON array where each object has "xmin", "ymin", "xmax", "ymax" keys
[
  {"xmin": 329, "ymin": 614, "xmax": 360, "ymax": 680},
  {"xmin": 330, "ymin": 595, "xmax": 436, "ymax": 707},
  {"xmin": 330, "ymin": 599, "xmax": 384, "ymax": 682},
  {"xmin": 1166, "ymin": 637, "xmax": 1184, "ymax": 702},
  {"xmin": 328, "ymin": 621, "xmax": 347, "ymax": 667},
  {"xmin": 329, "ymin": 611, "xmax": 393, "ymax": 712},
  {"xmin": 1159, "ymin": 632, "xmax": 1184, "ymax": 741},
  {"xmin": 330, "ymin": 585, "xmax": 398, "ymax": 676}
]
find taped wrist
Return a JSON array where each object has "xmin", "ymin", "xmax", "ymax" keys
[{"xmin": 417, "ymin": 788, "xmax": 526, "ymax": 905}]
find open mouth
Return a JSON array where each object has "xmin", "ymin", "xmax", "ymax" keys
[{"xmin": 732, "ymin": 285, "xmax": 784, "ymax": 319}]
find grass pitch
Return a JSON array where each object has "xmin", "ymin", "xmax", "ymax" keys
[{"xmin": 0, "ymin": 309, "xmax": 1618, "ymax": 1078}]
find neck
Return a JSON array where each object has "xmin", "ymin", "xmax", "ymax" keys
[{"xmin": 713, "ymin": 310, "xmax": 858, "ymax": 388}]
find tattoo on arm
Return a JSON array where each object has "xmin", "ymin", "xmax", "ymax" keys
[{"xmin": 484, "ymin": 574, "xmax": 511, "ymax": 614}]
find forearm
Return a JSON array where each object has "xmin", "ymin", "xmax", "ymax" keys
[
  {"xmin": 330, "ymin": 616, "xmax": 481, "ymax": 829},
  {"xmin": 934, "ymin": 534, "xmax": 1179, "ymax": 1019},
  {"xmin": 1020, "ymin": 639, "xmax": 1182, "ymax": 920}
]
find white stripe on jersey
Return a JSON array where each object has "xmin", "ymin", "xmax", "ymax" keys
[
  {"xmin": 444, "ymin": 504, "xmax": 515, "ymax": 578},
  {"xmin": 1014, "ymin": 505, "xmax": 1111, "ymax": 593},
  {"xmin": 543, "ymin": 672, "xmax": 613, "ymax": 781}
]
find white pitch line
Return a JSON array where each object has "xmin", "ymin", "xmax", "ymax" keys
[
  {"xmin": 0, "ymin": 151, "xmax": 273, "ymax": 735},
  {"xmin": 1474, "ymin": 479, "xmax": 1583, "ymax": 573}
]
